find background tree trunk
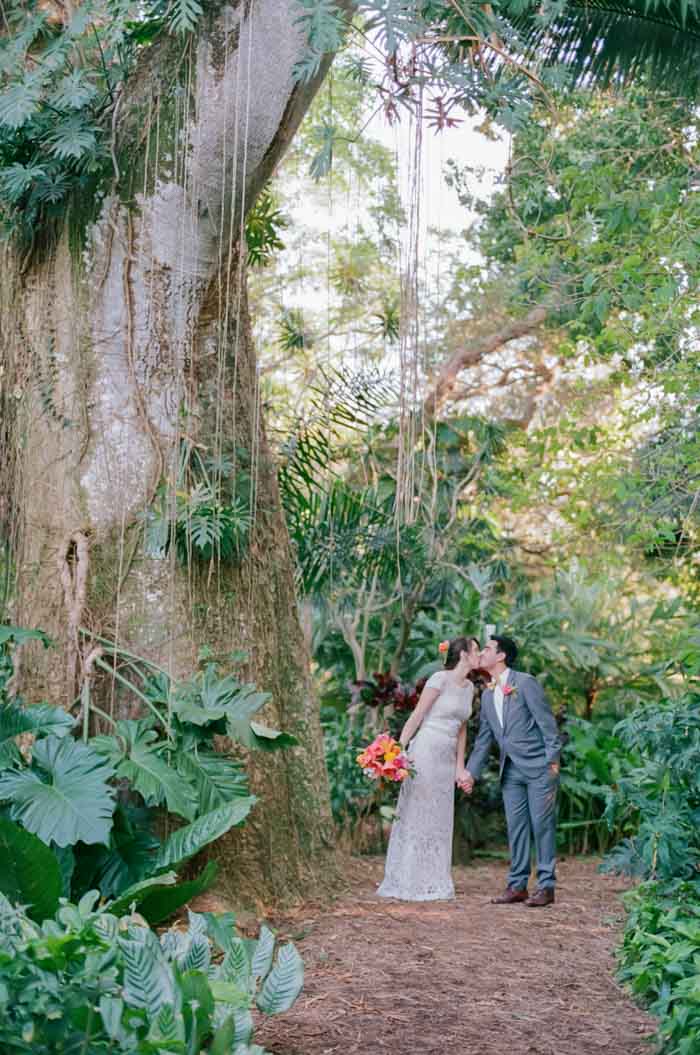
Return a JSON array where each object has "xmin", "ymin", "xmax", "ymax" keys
[{"xmin": 0, "ymin": 0, "xmax": 338, "ymax": 905}]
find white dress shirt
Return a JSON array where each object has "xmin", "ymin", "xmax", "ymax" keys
[{"xmin": 493, "ymin": 668, "xmax": 510, "ymax": 728}]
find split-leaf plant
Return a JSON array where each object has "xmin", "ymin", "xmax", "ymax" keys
[{"xmin": 0, "ymin": 623, "xmax": 296, "ymax": 923}]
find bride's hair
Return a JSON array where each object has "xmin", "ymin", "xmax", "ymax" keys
[{"xmin": 444, "ymin": 636, "xmax": 479, "ymax": 670}]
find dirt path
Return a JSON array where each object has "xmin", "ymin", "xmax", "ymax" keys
[{"xmin": 255, "ymin": 855, "xmax": 656, "ymax": 1055}]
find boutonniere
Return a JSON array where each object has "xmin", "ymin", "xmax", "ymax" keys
[{"xmin": 503, "ymin": 685, "xmax": 517, "ymax": 699}]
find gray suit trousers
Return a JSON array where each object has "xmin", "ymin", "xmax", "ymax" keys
[{"xmin": 501, "ymin": 758, "xmax": 558, "ymax": 890}]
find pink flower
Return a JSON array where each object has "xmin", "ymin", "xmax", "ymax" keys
[{"xmin": 503, "ymin": 684, "xmax": 517, "ymax": 698}]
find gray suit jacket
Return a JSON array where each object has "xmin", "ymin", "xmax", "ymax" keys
[{"xmin": 466, "ymin": 669, "xmax": 562, "ymax": 781}]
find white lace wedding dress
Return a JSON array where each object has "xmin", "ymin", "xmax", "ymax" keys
[{"xmin": 378, "ymin": 670, "xmax": 474, "ymax": 901}]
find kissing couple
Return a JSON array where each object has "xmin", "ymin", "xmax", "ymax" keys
[{"xmin": 376, "ymin": 634, "xmax": 561, "ymax": 907}]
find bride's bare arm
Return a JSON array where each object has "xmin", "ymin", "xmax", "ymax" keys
[
  {"xmin": 455, "ymin": 721, "xmax": 468, "ymax": 781},
  {"xmin": 399, "ymin": 686, "xmax": 440, "ymax": 747}
]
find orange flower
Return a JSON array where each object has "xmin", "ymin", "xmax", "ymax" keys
[{"xmin": 438, "ymin": 640, "xmax": 450, "ymax": 654}]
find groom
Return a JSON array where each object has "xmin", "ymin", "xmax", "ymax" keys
[{"xmin": 460, "ymin": 635, "xmax": 562, "ymax": 907}]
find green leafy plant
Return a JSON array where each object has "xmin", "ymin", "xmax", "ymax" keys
[
  {"xmin": 145, "ymin": 441, "xmax": 253, "ymax": 566},
  {"xmin": 618, "ymin": 879, "xmax": 700, "ymax": 1054},
  {"xmin": 0, "ymin": 892, "xmax": 304, "ymax": 1054},
  {"xmin": 601, "ymin": 695, "xmax": 700, "ymax": 881},
  {"xmin": 0, "ymin": 624, "xmax": 296, "ymax": 918},
  {"xmin": 0, "ymin": 0, "xmax": 207, "ymax": 242},
  {"xmin": 246, "ymin": 188, "xmax": 288, "ymax": 267}
]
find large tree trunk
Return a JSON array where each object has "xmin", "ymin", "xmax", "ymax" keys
[{"xmin": 0, "ymin": 1, "xmax": 337, "ymax": 905}]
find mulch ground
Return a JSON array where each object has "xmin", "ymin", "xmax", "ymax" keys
[{"xmin": 254, "ymin": 855, "xmax": 657, "ymax": 1055}]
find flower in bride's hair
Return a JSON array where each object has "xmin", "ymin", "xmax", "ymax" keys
[{"xmin": 438, "ymin": 640, "xmax": 450, "ymax": 654}]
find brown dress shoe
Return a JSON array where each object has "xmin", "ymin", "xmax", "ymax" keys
[
  {"xmin": 524, "ymin": 887, "xmax": 555, "ymax": 907},
  {"xmin": 491, "ymin": 886, "xmax": 528, "ymax": 904}
]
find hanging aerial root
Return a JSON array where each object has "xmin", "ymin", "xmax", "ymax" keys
[{"xmin": 58, "ymin": 529, "xmax": 90, "ymax": 702}]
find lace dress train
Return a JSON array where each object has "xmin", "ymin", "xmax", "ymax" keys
[{"xmin": 378, "ymin": 671, "xmax": 473, "ymax": 901}]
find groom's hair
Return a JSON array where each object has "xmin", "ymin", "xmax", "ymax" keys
[
  {"xmin": 493, "ymin": 635, "xmax": 518, "ymax": 667},
  {"xmin": 444, "ymin": 636, "xmax": 477, "ymax": 670}
]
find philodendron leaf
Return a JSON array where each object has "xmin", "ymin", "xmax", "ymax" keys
[
  {"xmin": 224, "ymin": 688, "xmax": 296, "ymax": 751},
  {"xmin": 175, "ymin": 748, "xmax": 249, "ymax": 813},
  {"xmin": 248, "ymin": 721, "xmax": 298, "ymax": 752},
  {"xmin": 107, "ymin": 871, "xmax": 179, "ymax": 917},
  {"xmin": 156, "ymin": 797, "xmax": 256, "ymax": 871},
  {"xmin": 0, "ymin": 624, "xmax": 52, "ymax": 648},
  {"xmin": 256, "ymin": 943, "xmax": 304, "ymax": 1015},
  {"xmin": 137, "ymin": 861, "xmax": 220, "ymax": 926},
  {"xmin": 91, "ymin": 719, "xmax": 198, "ymax": 821},
  {"xmin": 0, "ymin": 817, "xmax": 61, "ymax": 921},
  {"xmin": 0, "ymin": 735, "xmax": 115, "ymax": 846},
  {"xmin": 0, "ymin": 701, "xmax": 75, "ymax": 767}
]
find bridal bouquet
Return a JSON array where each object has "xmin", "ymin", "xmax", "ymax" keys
[{"xmin": 356, "ymin": 733, "xmax": 414, "ymax": 784}]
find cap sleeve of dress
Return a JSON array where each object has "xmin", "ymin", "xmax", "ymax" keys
[{"xmin": 425, "ymin": 671, "xmax": 446, "ymax": 691}]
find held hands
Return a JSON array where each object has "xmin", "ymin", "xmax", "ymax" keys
[
  {"xmin": 456, "ymin": 770, "xmax": 475, "ymax": 795},
  {"xmin": 549, "ymin": 762, "xmax": 560, "ymax": 777}
]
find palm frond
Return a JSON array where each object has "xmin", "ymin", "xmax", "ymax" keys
[{"xmin": 502, "ymin": 0, "xmax": 700, "ymax": 94}]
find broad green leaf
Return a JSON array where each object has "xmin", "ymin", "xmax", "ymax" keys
[
  {"xmin": 209, "ymin": 979, "xmax": 249, "ymax": 1009},
  {"xmin": 179, "ymin": 970, "xmax": 214, "ymax": 1050},
  {"xmin": 99, "ymin": 995, "xmax": 125, "ymax": 1042},
  {"xmin": 53, "ymin": 70, "xmax": 98, "ymax": 110},
  {"xmin": 0, "ymin": 624, "xmax": 52, "ymax": 648},
  {"xmin": 92, "ymin": 719, "xmax": 197, "ymax": 821},
  {"xmin": 256, "ymin": 943, "xmax": 304, "ymax": 1015},
  {"xmin": 107, "ymin": 871, "xmax": 179, "ymax": 917},
  {"xmin": 120, "ymin": 930, "xmax": 174, "ymax": 1016},
  {"xmin": 168, "ymin": 0, "xmax": 203, "ymax": 35},
  {"xmin": 45, "ymin": 114, "xmax": 98, "ymax": 160},
  {"xmin": 0, "ymin": 80, "xmax": 42, "ymax": 129},
  {"xmin": 221, "ymin": 936, "xmax": 251, "ymax": 989},
  {"xmin": 210, "ymin": 1016, "xmax": 236, "ymax": 1055},
  {"xmin": 0, "ymin": 817, "xmax": 61, "ymax": 921},
  {"xmin": 0, "ymin": 735, "xmax": 115, "ymax": 847},
  {"xmin": 252, "ymin": 925, "xmax": 275, "ymax": 981},
  {"xmin": 148, "ymin": 1002, "xmax": 186, "ymax": 1046},
  {"xmin": 137, "ymin": 861, "xmax": 220, "ymax": 926},
  {"xmin": 0, "ymin": 701, "xmax": 74, "ymax": 767},
  {"xmin": 175, "ymin": 748, "xmax": 248, "ymax": 813},
  {"xmin": 230, "ymin": 1009, "xmax": 254, "ymax": 1046},
  {"xmin": 248, "ymin": 721, "xmax": 298, "ymax": 752},
  {"xmin": 156, "ymin": 797, "xmax": 256, "ymax": 870}
]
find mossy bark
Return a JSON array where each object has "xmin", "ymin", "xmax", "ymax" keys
[{"xmin": 0, "ymin": 0, "xmax": 337, "ymax": 905}]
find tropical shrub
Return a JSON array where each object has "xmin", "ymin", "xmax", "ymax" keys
[
  {"xmin": 0, "ymin": 624, "xmax": 296, "ymax": 919},
  {"xmin": 618, "ymin": 879, "xmax": 700, "ymax": 1055},
  {"xmin": 601, "ymin": 689, "xmax": 700, "ymax": 1055},
  {"xmin": 0, "ymin": 890, "xmax": 303, "ymax": 1055},
  {"xmin": 557, "ymin": 716, "xmax": 636, "ymax": 855},
  {"xmin": 601, "ymin": 695, "xmax": 700, "ymax": 880}
]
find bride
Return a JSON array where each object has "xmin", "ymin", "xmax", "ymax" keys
[{"xmin": 377, "ymin": 636, "xmax": 480, "ymax": 901}]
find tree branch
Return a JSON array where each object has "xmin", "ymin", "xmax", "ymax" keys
[{"xmin": 422, "ymin": 303, "xmax": 549, "ymax": 419}]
